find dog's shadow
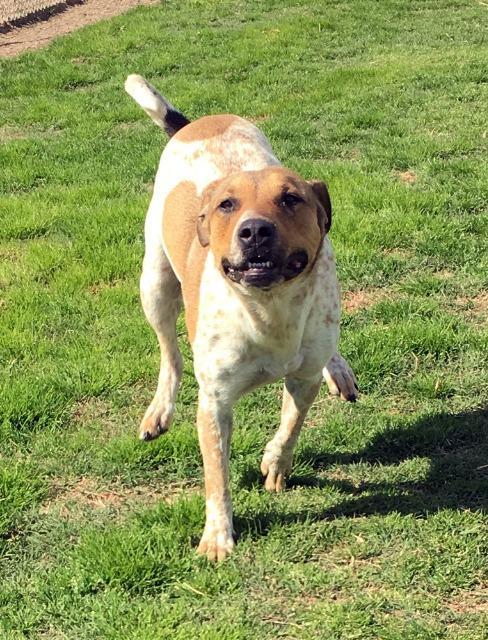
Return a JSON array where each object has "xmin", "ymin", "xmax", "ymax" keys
[{"xmin": 234, "ymin": 407, "xmax": 488, "ymax": 538}]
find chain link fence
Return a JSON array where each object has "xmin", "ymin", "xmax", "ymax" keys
[{"xmin": 0, "ymin": 0, "xmax": 82, "ymax": 26}]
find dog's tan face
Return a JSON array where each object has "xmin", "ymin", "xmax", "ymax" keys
[{"xmin": 197, "ymin": 167, "xmax": 332, "ymax": 289}]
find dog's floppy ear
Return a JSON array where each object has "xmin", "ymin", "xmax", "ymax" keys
[
  {"xmin": 308, "ymin": 180, "xmax": 332, "ymax": 235},
  {"xmin": 197, "ymin": 206, "xmax": 211, "ymax": 247},
  {"xmin": 196, "ymin": 180, "xmax": 219, "ymax": 247}
]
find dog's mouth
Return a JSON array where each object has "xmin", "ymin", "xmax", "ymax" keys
[{"xmin": 222, "ymin": 250, "xmax": 308, "ymax": 288}]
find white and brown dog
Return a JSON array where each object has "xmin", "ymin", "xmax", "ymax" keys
[{"xmin": 125, "ymin": 75, "xmax": 358, "ymax": 561}]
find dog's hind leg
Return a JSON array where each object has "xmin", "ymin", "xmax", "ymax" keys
[
  {"xmin": 139, "ymin": 222, "xmax": 183, "ymax": 441},
  {"xmin": 261, "ymin": 374, "xmax": 322, "ymax": 492},
  {"xmin": 323, "ymin": 352, "xmax": 358, "ymax": 402}
]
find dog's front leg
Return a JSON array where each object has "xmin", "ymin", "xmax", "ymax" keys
[
  {"xmin": 261, "ymin": 374, "xmax": 322, "ymax": 492},
  {"xmin": 196, "ymin": 390, "xmax": 234, "ymax": 561}
]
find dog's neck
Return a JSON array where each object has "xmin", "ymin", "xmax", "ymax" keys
[{"xmin": 197, "ymin": 252, "xmax": 318, "ymax": 347}]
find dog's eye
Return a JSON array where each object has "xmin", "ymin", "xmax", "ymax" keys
[
  {"xmin": 280, "ymin": 193, "xmax": 303, "ymax": 208},
  {"xmin": 218, "ymin": 199, "xmax": 235, "ymax": 213}
]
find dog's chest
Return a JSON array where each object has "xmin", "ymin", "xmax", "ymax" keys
[
  {"xmin": 192, "ymin": 250, "xmax": 338, "ymax": 399},
  {"xmin": 195, "ymin": 306, "xmax": 308, "ymax": 399},
  {"xmin": 251, "ymin": 349, "xmax": 305, "ymax": 383}
]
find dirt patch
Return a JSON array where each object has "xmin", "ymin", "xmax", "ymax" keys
[
  {"xmin": 454, "ymin": 291, "xmax": 488, "ymax": 325},
  {"xmin": 71, "ymin": 396, "xmax": 112, "ymax": 423},
  {"xmin": 87, "ymin": 278, "xmax": 129, "ymax": 296},
  {"xmin": 0, "ymin": 123, "xmax": 62, "ymax": 142},
  {"xmin": 395, "ymin": 170, "xmax": 418, "ymax": 185},
  {"xmin": 40, "ymin": 476, "xmax": 199, "ymax": 516},
  {"xmin": 472, "ymin": 291, "xmax": 488, "ymax": 316},
  {"xmin": 0, "ymin": 124, "xmax": 31, "ymax": 142},
  {"xmin": 446, "ymin": 588, "xmax": 488, "ymax": 615},
  {"xmin": 248, "ymin": 114, "xmax": 270, "ymax": 124},
  {"xmin": 0, "ymin": 0, "xmax": 158, "ymax": 57},
  {"xmin": 342, "ymin": 288, "xmax": 386, "ymax": 313},
  {"xmin": 70, "ymin": 394, "xmax": 148, "ymax": 443},
  {"xmin": 112, "ymin": 120, "xmax": 147, "ymax": 133},
  {"xmin": 433, "ymin": 269, "xmax": 455, "ymax": 280},
  {"xmin": 382, "ymin": 247, "xmax": 414, "ymax": 261},
  {"xmin": 345, "ymin": 147, "xmax": 361, "ymax": 161}
]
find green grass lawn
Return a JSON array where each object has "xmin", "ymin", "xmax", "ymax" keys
[{"xmin": 1, "ymin": 0, "xmax": 487, "ymax": 637}]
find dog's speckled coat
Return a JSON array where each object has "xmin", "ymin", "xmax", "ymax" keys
[{"xmin": 125, "ymin": 75, "xmax": 358, "ymax": 560}]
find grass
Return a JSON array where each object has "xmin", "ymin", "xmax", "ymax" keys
[{"xmin": 0, "ymin": 0, "xmax": 487, "ymax": 637}]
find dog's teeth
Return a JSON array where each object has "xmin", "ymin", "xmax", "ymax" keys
[{"xmin": 245, "ymin": 261, "xmax": 275, "ymax": 270}]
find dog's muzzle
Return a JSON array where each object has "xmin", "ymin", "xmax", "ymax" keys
[{"xmin": 221, "ymin": 218, "xmax": 309, "ymax": 288}]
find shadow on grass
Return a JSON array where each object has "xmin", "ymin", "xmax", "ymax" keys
[{"xmin": 235, "ymin": 407, "xmax": 488, "ymax": 538}]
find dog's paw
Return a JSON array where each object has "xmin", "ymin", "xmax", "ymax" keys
[
  {"xmin": 260, "ymin": 445, "xmax": 293, "ymax": 492},
  {"xmin": 197, "ymin": 530, "xmax": 235, "ymax": 562},
  {"xmin": 139, "ymin": 403, "xmax": 174, "ymax": 441},
  {"xmin": 323, "ymin": 353, "xmax": 359, "ymax": 402}
]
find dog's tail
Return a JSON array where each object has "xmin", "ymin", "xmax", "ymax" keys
[{"xmin": 124, "ymin": 74, "xmax": 190, "ymax": 137}]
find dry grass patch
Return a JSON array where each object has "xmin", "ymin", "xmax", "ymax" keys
[
  {"xmin": 70, "ymin": 395, "xmax": 144, "ymax": 444},
  {"xmin": 40, "ymin": 475, "xmax": 198, "ymax": 516},
  {"xmin": 111, "ymin": 120, "xmax": 148, "ymax": 133},
  {"xmin": 342, "ymin": 288, "xmax": 387, "ymax": 313},
  {"xmin": 382, "ymin": 247, "xmax": 414, "ymax": 260},
  {"xmin": 454, "ymin": 292, "xmax": 488, "ymax": 326},
  {"xmin": 71, "ymin": 396, "xmax": 112, "ymax": 423},
  {"xmin": 446, "ymin": 587, "xmax": 488, "ymax": 615},
  {"xmin": 248, "ymin": 114, "xmax": 270, "ymax": 124},
  {"xmin": 0, "ymin": 123, "xmax": 62, "ymax": 142},
  {"xmin": 345, "ymin": 147, "xmax": 361, "ymax": 161},
  {"xmin": 472, "ymin": 292, "xmax": 488, "ymax": 317},
  {"xmin": 395, "ymin": 169, "xmax": 418, "ymax": 185},
  {"xmin": 0, "ymin": 124, "xmax": 30, "ymax": 142},
  {"xmin": 87, "ymin": 278, "xmax": 129, "ymax": 296}
]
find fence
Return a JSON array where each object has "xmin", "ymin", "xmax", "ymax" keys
[{"xmin": 0, "ymin": 0, "xmax": 82, "ymax": 26}]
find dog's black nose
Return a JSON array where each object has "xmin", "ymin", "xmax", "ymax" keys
[{"xmin": 238, "ymin": 218, "xmax": 276, "ymax": 249}]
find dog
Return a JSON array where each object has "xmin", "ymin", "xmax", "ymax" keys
[{"xmin": 125, "ymin": 75, "xmax": 358, "ymax": 561}]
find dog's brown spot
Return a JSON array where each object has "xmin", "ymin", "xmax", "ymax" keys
[
  {"xmin": 163, "ymin": 180, "xmax": 201, "ymax": 279},
  {"xmin": 209, "ymin": 334, "xmax": 220, "ymax": 348},
  {"xmin": 174, "ymin": 114, "xmax": 240, "ymax": 143},
  {"xmin": 163, "ymin": 180, "xmax": 209, "ymax": 342}
]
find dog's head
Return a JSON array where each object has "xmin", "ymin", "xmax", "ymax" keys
[{"xmin": 197, "ymin": 167, "xmax": 332, "ymax": 289}]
